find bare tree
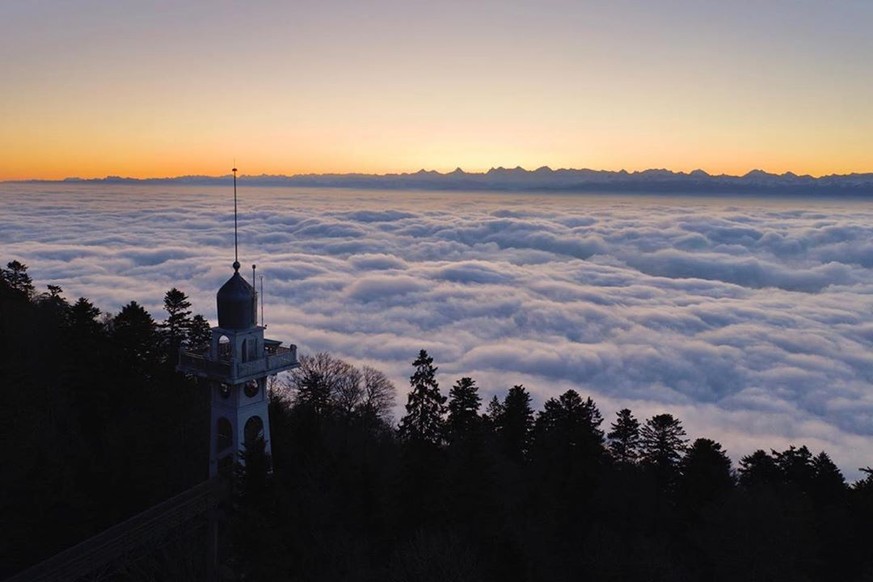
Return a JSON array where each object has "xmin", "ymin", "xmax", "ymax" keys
[
  {"xmin": 361, "ymin": 365, "xmax": 397, "ymax": 424},
  {"xmin": 333, "ymin": 361, "xmax": 363, "ymax": 416},
  {"xmin": 284, "ymin": 353, "xmax": 394, "ymax": 420},
  {"xmin": 285, "ymin": 352, "xmax": 348, "ymax": 415}
]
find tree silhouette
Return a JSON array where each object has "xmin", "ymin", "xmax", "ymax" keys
[
  {"xmin": 68, "ymin": 297, "xmax": 103, "ymax": 337},
  {"xmin": 531, "ymin": 389, "xmax": 606, "ymax": 557},
  {"xmin": 535, "ymin": 390, "xmax": 605, "ymax": 460},
  {"xmin": 38, "ymin": 284, "xmax": 69, "ymax": 318},
  {"xmin": 447, "ymin": 377, "xmax": 482, "ymax": 442},
  {"xmin": 286, "ymin": 352, "xmax": 352, "ymax": 417},
  {"xmin": 162, "ymin": 287, "xmax": 192, "ymax": 359},
  {"xmin": 0, "ymin": 260, "xmax": 35, "ymax": 299},
  {"xmin": 398, "ymin": 350, "xmax": 445, "ymax": 445},
  {"xmin": 607, "ymin": 408, "xmax": 641, "ymax": 465},
  {"xmin": 330, "ymin": 359, "xmax": 363, "ymax": 417},
  {"xmin": 187, "ymin": 314, "xmax": 212, "ymax": 353},
  {"xmin": 677, "ymin": 438, "xmax": 733, "ymax": 514},
  {"xmin": 495, "ymin": 385, "xmax": 534, "ymax": 462},
  {"xmin": 738, "ymin": 449, "xmax": 781, "ymax": 488},
  {"xmin": 112, "ymin": 301, "xmax": 159, "ymax": 370},
  {"xmin": 774, "ymin": 445, "xmax": 815, "ymax": 490},
  {"xmin": 482, "ymin": 394, "xmax": 503, "ymax": 432},
  {"xmin": 810, "ymin": 450, "xmax": 846, "ymax": 504},
  {"xmin": 640, "ymin": 413, "xmax": 687, "ymax": 488},
  {"xmin": 360, "ymin": 365, "xmax": 396, "ymax": 425}
]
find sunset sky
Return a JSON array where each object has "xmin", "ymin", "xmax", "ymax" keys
[{"xmin": 2, "ymin": 0, "xmax": 871, "ymax": 180}]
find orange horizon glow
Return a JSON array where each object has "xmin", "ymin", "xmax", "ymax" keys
[
  {"xmin": 2, "ymin": 158, "xmax": 870, "ymax": 182},
  {"xmin": 2, "ymin": 2, "xmax": 872, "ymax": 184}
]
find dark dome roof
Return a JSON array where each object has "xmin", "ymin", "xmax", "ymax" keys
[{"xmin": 216, "ymin": 265, "xmax": 256, "ymax": 329}]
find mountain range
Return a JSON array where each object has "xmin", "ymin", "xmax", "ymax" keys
[{"xmin": 15, "ymin": 167, "xmax": 873, "ymax": 194}]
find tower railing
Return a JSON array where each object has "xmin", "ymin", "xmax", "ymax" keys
[{"xmin": 178, "ymin": 344, "xmax": 298, "ymax": 382}]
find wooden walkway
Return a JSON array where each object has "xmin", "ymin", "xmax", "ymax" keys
[{"xmin": 4, "ymin": 479, "xmax": 227, "ymax": 582}]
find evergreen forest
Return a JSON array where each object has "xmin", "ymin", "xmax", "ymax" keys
[{"xmin": 2, "ymin": 260, "xmax": 873, "ymax": 581}]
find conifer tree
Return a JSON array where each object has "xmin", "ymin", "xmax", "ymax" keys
[
  {"xmin": 608, "ymin": 408, "xmax": 641, "ymax": 465},
  {"xmin": 773, "ymin": 445, "xmax": 816, "ymax": 489},
  {"xmin": 398, "ymin": 350, "xmax": 445, "ymax": 445},
  {"xmin": 187, "ymin": 314, "xmax": 212, "ymax": 353},
  {"xmin": 113, "ymin": 301, "xmax": 159, "ymax": 367},
  {"xmin": 677, "ymin": 438, "xmax": 734, "ymax": 510},
  {"xmin": 162, "ymin": 287, "xmax": 192, "ymax": 357},
  {"xmin": 496, "ymin": 385, "xmax": 534, "ymax": 461},
  {"xmin": 483, "ymin": 395, "xmax": 503, "ymax": 431},
  {"xmin": 447, "ymin": 377, "xmax": 481, "ymax": 441},
  {"xmin": 810, "ymin": 450, "xmax": 847, "ymax": 504},
  {"xmin": 0, "ymin": 260, "xmax": 35, "ymax": 299},
  {"xmin": 68, "ymin": 297, "xmax": 103, "ymax": 336},
  {"xmin": 738, "ymin": 449, "xmax": 781, "ymax": 488},
  {"xmin": 535, "ymin": 390, "xmax": 605, "ymax": 456},
  {"xmin": 640, "ymin": 413, "xmax": 687, "ymax": 480}
]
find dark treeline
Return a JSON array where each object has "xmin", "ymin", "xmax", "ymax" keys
[
  {"xmin": 3, "ymin": 260, "xmax": 873, "ymax": 581},
  {"xmin": 249, "ymin": 350, "xmax": 873, "ymax": 582},
  {"xmin": 0, "ymin": 261, "xmax": 210, "ymax": 576}
]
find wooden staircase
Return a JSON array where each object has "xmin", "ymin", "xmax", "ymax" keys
[{"xmin": 4, "ymin": 479, "xmax": 228, "ymax": 582}]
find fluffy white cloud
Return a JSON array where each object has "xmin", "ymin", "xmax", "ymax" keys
[{"xmin": 3, "ymin": 184, "xmax": 873, "ymax": 479}]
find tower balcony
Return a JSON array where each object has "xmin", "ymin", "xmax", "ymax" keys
[{"xmin": 177, "ymin": 344, "xmax": 299, "ymax": 383}]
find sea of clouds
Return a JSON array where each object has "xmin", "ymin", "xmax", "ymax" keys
[{"xmin": 3, "ymin": 183, "xmax": 872, "ymax": 479}]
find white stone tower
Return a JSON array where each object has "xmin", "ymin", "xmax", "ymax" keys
[{"xmin": 177, "ymin": 168, "xmax": 298, "ymax": 478}]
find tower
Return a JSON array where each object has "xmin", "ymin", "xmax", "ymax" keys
[{"xmin": 177, "ymin": 168, "xmax": 298, "ymax": 478}]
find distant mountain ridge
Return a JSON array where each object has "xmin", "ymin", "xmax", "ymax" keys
[{"xmin": 11, "ymin": 167, "xmax": 873, "ymax": 194}]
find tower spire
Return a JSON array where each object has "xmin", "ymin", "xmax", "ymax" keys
[{"xmin": 232, "ymin": 166, "xmax": 239, "ymax": 271}]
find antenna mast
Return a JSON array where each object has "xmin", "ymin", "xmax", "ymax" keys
[
  {"xmin": 232, "ymin": 166, "xmax": 239, "ymax": 266},
  {"xmin": 260, "ymin": 274, "xmax": 265, "ymax": 327}
]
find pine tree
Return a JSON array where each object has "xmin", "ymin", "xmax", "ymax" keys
[
  {"xmin": 496, "ymin": 385, "xmax": 534, "ymax": 461},
  {"xmin": 1, "ymin": 260, "xmax": 35, "ymax": 299},
  {"xmin": 187, "ymin": 314, "xmax": 212, "ymax": 353},
  {"xmin": 810, "ymin": 450, "xmax": 846, "ymax": 504},
  {"xmin": 535, "ymin": 390, "xmax": 605, "ymax": 457},
  {"xmin": 38, "ymin": 284, "xmax": 69, "ymax": 317},
  {"xmin": 640, "ymin": 413, "xmax": 687, "ymax": 482},
  {"xmin": 68, "ymin": 297, "xmax": 103, "ymax": 336},
  {"xmin": 162, "ymin": 287, "xmax": 192, "ymax": 357},
  {"xmin": 447, "ymin": 377, "xmax": 482, "ymax": 441},
  {"xmin": 774, "ymin": 445, "xmax": 815, "ymax": 490},
  {"xmin": 738, "ymin": 449, "xmax": 781, "ymax": 488},
  {"xmin": 398, "ymin": 350, "xmax": 446, "ymax": 445},
  {"xmin": 677, "ymin": 438, "xmax": 734, "ymax": 511},
  {"xmin": 483, "ymin": 395, "xmax": 503, "ymax": 430},
  {"xmin": 112, "ymin": 301, "xmax": 158, "ymax": 368},
  {"xmin": 607, "ymin": 408, "xmax": 641, "ymax": 465}
]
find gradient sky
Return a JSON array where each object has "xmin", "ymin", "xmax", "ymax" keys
[{"xmin": 2, "ymin": 0, "xmax": 871, "ymax": 180}]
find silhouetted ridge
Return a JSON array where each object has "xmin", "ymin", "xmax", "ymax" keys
[{"xmin": 13, "ymin": 167, "xmax": 873, "ymax": 194}]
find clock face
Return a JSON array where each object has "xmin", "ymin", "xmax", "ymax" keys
[
  {"xmin": 219, "ymin": 383, "xmax": 231, "ymax": 399},
  {"xmin": 244, "ymin": 380, "xmax": 259, "ymax": 398}
]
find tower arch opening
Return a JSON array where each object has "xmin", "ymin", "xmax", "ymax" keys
[
  {"xmin": 244, "ymin": 415, "xmax": 264, "ymax": 446},
  {"xmin": 218, "ymin": 335, "xmax": 231, "ymax": 360}
]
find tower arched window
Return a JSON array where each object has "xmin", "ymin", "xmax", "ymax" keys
[
  {"xmin": 244, "ymin": 415, "xmax": 264, "ymax": 446},
  {"xmin": 218, "ymin": 335, "xmax": 231, "ymax": 361}
]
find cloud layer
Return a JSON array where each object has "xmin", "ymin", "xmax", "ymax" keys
[{"xmin": 3, "ymin": 184, "xmax": 873, "ymax": 479}]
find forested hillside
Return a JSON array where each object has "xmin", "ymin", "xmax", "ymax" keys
[{"xmin": 2, "ymin": 260, "xmax": 872, "ymax": 581}]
